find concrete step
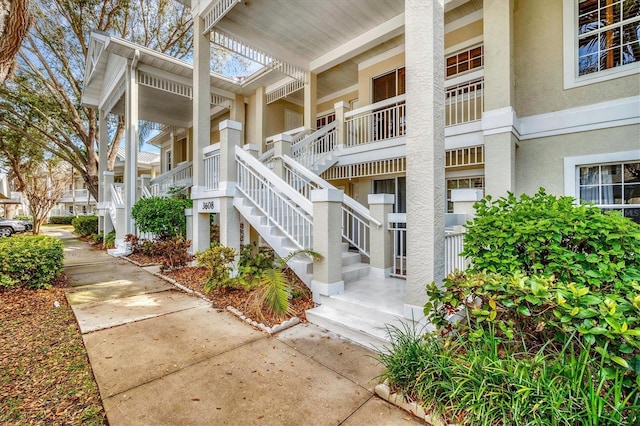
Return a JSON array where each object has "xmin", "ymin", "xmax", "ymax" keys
[
  {"xmin": 316, "ymin": 294, "xmax": 404, "ymax": 325},
  {"xmin": 342, "ymin": 263, "xmax": 370, "ymax": 284},
  {"xmin": 305, "ymin": 304, "xmax": 391, "ymax": 351},
  {"xmin": 341, "ymin": 251, "xmax": 362, "ymax": 267}
]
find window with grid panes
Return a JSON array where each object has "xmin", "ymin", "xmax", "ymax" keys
[
  {"xmin": 578, "ymin": 161, "xmax": 640, "ymax": 223},
  {"xmin": 578, "ymin": 0, "xmax": 640, "ymax": 76},
  {"xmin": 446, "ymin": 45, "xmax": 484, "ymax": 78}
]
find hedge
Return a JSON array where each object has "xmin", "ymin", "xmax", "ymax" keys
[
  {"xmin": 72, "ymin": 215, "xmax": 99, "ymax": 237},
  {"xmin": 0, "ymin": 235, "xmax": 64, "ymax": 289},
  {"xmin": 49, "ymin": 216, "xmax": 74, "ymax": 225}
]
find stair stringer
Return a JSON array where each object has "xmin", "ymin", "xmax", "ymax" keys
[{"xmin": 233, "ymin": 193, "xmax": 314, "ymax": 287}]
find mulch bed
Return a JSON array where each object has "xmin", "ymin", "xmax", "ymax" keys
[
  {"xmin": 0, "ymin": 276, "xmax": 107, "ymax": 425},
  {"xmin": 162, "ymin": 266, "xmax": 314, "ymax": 328}
]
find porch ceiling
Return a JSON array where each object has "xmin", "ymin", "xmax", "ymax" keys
[
  {"xmin": 215, "ymin": 0, "xmax": 405, "ymax": 70},
  {"xmin": 108, "ymin": 86, "xmax": 194, "ymax": 128}
]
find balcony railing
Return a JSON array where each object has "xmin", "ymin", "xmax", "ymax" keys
[
  {"xmin": 345, "ymin": 95, "xmax": 406, "ymax": 147},
  {"xmin": 149, "ymin": 161, "xmax": 193, "ymax": 196},
  {"xmin": 203, "ymin": 143, "xmax": 221, "ymax": 191},
  {"xmin": 343, "ymin": 77, "xmax": 484, "ymax": 148},
  {"xmin": 388, "ymin": 213, "xmax": 468, "ymax": 278},
  {"xmin": 59, "ymin": 189, "xmax": 94, "ymax": 201}
]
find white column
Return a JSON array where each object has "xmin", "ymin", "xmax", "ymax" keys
[
  {"xmin": 191, "ymin": 15, "xmax": 212, "ymax": 253},
  {"xmin": 304, "ymin": 72, "xmax": 317, "ymax": 130},
  {"xmin": 124, "ymin": 60, "xmax": 139, "ymax": 235},
  {"xmin": 272, "ymin": 133, "xmax": 292, "ymax": 179},
  {"xmin": 219, "ymin": 120, "xmax": 242, "ymax": 252},
  {"xmin": 334, "ymin": 101, "xmax": 350, "ymax": 148},
  {"xmin": 102, "ymin": 171, "xmax": 114, "ymax": 235},
  {"xmin": 368, "ymin": 194, "xmax": 395, "ymax": 278},
  {"xmin": 404, "ymin": 0, "xmax": 446, "ymax": 320},
  {"xmin": 483, "ymin": 0, "xmax": 517, "ymax": 197},
  {"xmin": 98, "ymin": 109, "xmax": 108, "ymax": 233},
  {"xmin": 310, "ymin": 188, "xmax": 344, "ymax": 297},
  {"xmin": 255, "ymin": 86, "xmax": 267, "ymax": 153}
]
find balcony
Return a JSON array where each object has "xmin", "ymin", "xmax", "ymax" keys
[{"xmin": 59, "ymin": 189, "xmax": 95, "ymax": 203}]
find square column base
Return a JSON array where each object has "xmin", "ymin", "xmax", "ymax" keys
[{"xmin": 311, "ymin": 279, "xmax": 344, "ymax": 298}]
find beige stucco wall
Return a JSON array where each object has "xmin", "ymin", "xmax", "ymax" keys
[
  {"xmin": 358, "ymin": 53, "xmax": 405, "ymax": 105},
  {"xmin": 515, "ymin": 124, "xmax": 640, "ymax": 197},
  {"xmin": 265, "ymin": 100, "xmax": 303, "ymax": 137},
  {"xmin": 513, "ymin": 0, "xmax": 640, "ymax": 117},
  {"xmin": 445, "ymin": 20, "xmax": 483, "ymax": 50},
  {"xmin": 210, "ymin": 112, "xmax": 230, "ymax": 144},
  {"xmin": 317, "ymin": 90, "xmax": 358, "ymax": 115}
]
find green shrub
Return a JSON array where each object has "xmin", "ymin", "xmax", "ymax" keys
[
  {"xmin": 15, "ymin": 215, "xmax": 33, "ymax": 221},
  {"xmin": 49, "ymin": 216, "xmax": 74, "ymax": 225},
  {"xmin": 0, "ymin": 235, "xmax": 64, "ymax": 289},
  {"xmin": 425, "ymin": 271, "xmax": 640, "ymax": 374},
  {"xmin": 131, "ymin": 196, "xmax": 189, "ymax": 239},
  {"xmin": 103, "ymin": 230, "xmax": 116, "ymax": 249},
  {"xmin": 72, "ymin": 215, "xmax": 98, "ymax": 237},
  {"xmin": 463, "ymin": 189, "xmax": 640, "ymax": 291},
  {"xmin": 196, "ymin": 245, "xmax": 239, "ymax": 291}
]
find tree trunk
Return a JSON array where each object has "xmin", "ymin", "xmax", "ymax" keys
[{"xmin": 0, "ymin": 0, "xmax": 30, "ymax": 84}]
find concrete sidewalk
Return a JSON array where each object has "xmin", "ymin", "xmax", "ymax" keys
[{"xmin": 46, "ymin": 227, "xmax": 424, "ymax": 425}]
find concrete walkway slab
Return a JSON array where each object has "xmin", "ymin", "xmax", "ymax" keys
[
  {"xmin": 83, "ymin": 305, "xmax": 263, "ymax": 398},
  {"xmin": 71, "ymin": 289, "xmax": 209, "ymax": 333},
  {"xmin": 276, "ymin": 323, "xmax": 385, "ymax": 392},
  {"xmin": 45, "ymin": 226, "xmax": 422, "ymax": 425},
  {"xmin": 66, "ymin": 278, "xmax": 175, "ymax": 304},
  {"xmin": 103, "ymin": 337, "xmax": 374, "ymax": 426}
]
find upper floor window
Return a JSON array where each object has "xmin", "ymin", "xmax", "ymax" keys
[
  {"xmin": 316, "ymin": 112, "xmax": 335, "ymax": 129},
  {"xmin": 446, "ymin": 45, "xmax": 483, "ymax": 78},
  {"xmin": 564, "ymin": 0, "xmax": 640, "ymax": 88},
  {"xmin": 578, "ymin": 0, "xmax": 640, "ymax": 76},
  {"xmin": 372, "ymin": 67, "xmax": 405, "ymax": 103}
]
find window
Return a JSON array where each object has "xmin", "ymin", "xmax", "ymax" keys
[
  {"xmin": 372, "ymin": 176, "xmax": 406, "ymax": 213},
  {"xmin": 446, "ymin": 45, "xmax": 483, "ymax": 78},
  {"xmin": 564, "ymin": 0, "xmax": 640, "ymax": 87},
  {"xmin": 447, "ymin": 177, "xmax": 484, "ymax": 213},
  {"xmin": 165, "ymin": 150, "xmax": 172, "ymax": 172},
  {"xmin": 578, "ymin": 161, "xmax": 640, "ymax": 223},
  {"xmin": 316, "ymin": 112, "xmax": 335, "ymax": 129},
  {"xmin": 372, "ymin": 67, "xmax": 405, "ymax": 103}
]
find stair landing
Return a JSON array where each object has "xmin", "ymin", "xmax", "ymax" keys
[{"xmin": 306, "ymin": 275, "xmax": 427, "ymax": 351}]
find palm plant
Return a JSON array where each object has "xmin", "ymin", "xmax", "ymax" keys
[{"xmin": 247, "ymin": 249, "xmax": 321, "ymax": 320}]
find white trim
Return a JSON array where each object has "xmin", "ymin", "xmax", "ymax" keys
[
  {"xmin": 481, "ymin": 106, "xmax": 520, "ymax": 137},
  {"xmin": 316, "ymin": 84, "xmax": 358, "ymax": 105},
  {"xmin": 519, "ymin": 96, "xmax": 640, "ymax": 140},
  {"xmin": 444, "ymin": 35, "xmax": 483, "ymax": 56},
  {"xmin": 358, "ymin": 45, "xmax": 405, "ymax": 71},
  {"xmin": 563, "ymin": 150, "xmax": 640, "ymax": 199},
  {"xmin": 446, "ymin": 168, "xmax": 484, "ymax": 179},
  {"xmin": 444, "ymin": 68, "xmax": 483, "ymax": 88},
  {"xmin": 562, "ymin": 0, "xmax": 640, "ymax": 89},
  {"xmin": 444, "ymin": 9, "xmax": 483, "ymax": 34}
]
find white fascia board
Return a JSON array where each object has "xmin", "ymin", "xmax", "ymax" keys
[
  {"xmin": 335, "ymin": 138, "xmax": 406, "ymax": 166},
  {"xmin": 310, "ymin": 13, "xmax": 405, "ymax": 74},
  {"xmin": 519, "ymin": 96, "xmax": 640, "ymax": 140},
  {"xmin": 444, "ymin": 9, "xmax": 483, "ymax": 34}
]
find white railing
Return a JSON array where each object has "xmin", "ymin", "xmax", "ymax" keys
[
  {"xmin": 235, "ymin": 146, "xmax": 313, "ymax": 250},
  {"xmin": 266, "ymin": 79, "xmax": 305, "ymax": 104},
  {"xmin": 140, "ymin": 186, "xmax": 152, "ymax": 198},
  {"xmin": 203, "ymin": 144, "xmax": 221, "ymax": 191},
  {"xmin": 445, "ymin": 232, "xmax": 468, "ymax": 274},
  {"xmin": 446, "ymin": 144, "xmax": 484, "ymax": 168},
  {"xmin": 388, "ymin": 213, "xmax": 468, "ymax": 278},
  {"xmin": 445, "ymin": 78, "xmax": 484, "ymax": 126},
  {"xmin": 149, "ymin": 161, "xmax": 193, "ymax": 196},
  {"xmin": 291, "ymin": 121, "xmax": 337, "ymax": 169},
  {"xmin": 280, "ymin": 155, "xmax": 380, "ymax": 257},
  {"xmin": 345, "ymin": 95, "xmax": 405, "ymax": 147},
  {"xmin": 138, "ymin": 70, "xmax": 192, "ymax": 99},
  {"xmin": 61, "ymin": 189, "xmax": 92, "ymax": 200},
  {"xmin": 111, "ymin": 183, "xmax": 124, "ymax": 207},
  {"xmin": 204, "ymin": 0, "xmax": 240, "ymax": 33}
]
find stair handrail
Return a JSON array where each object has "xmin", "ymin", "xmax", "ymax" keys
[
  {"xmin": 149, "ymin": 161, "xmax": 193, "ymax": 196},
  {"xmin": 291, "ymin": 121, "xmax": 336, "ymax": 156},
  {"xmin": 140, "ymin": 186, "xmax": 152, "ymax": 198},
  {"xmin": 111, "ymin": 183, "xmax": 124, "ymax": 207},
  {"xmin": 280, "ymin": 154, "xmax": 381, "ymax": 228},
  {"xmin": 235, "ymin": 145, "xmax": 313, "ymax": 250}
]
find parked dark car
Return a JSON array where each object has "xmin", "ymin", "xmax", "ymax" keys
[
  {"xmin": 0, "ymin": 218, "xmax": 26, "ymax": 237},
  {"xmin": 19, "ymin": 220, "xmax": 33, "ymax": 231}
]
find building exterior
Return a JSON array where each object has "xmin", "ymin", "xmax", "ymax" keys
[{"xmin": 81, "ymin": 0, "xmax": 640, "ymax": 346}]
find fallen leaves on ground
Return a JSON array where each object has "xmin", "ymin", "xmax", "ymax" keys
[
  {"xmin": 162, "ymin": 266, "xmax": 314, "ymax": 328},
  {"xmin": 0, "ymin": 276, "xmax": 106, "ymax": 425}
]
